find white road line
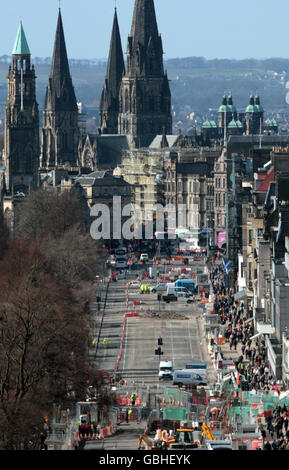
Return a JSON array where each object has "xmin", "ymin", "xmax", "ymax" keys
[
  {"xmin": 169, "ymin": 322, "xmax": 175, "ymax": 367},
  {"xmin": 187, "ymin": 319, "xmax": 194, "ymax": 359}
]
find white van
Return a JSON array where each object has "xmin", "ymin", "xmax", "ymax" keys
[
  {"xmin": 159, "ymin": 361, "xmax": 173, "ymax": 380},
  {"xmin": 173, "ymin": 370, "xmax": 207, "ymax": 387},
  {"xmin": 140, "ymin": 253, "xmax": 149, "ymax": 262}
]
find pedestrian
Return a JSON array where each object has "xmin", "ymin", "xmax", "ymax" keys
[
  {"xmin": 284, "ymin": 416, "xmax": 289, "ymax": 433},
  {"xmin": 131, "ymin": 393, "xmax": 136, "ymax": 406},
  {"xmin": 263, "ymin": 440, "xmax": 271, "ymax": 451}
]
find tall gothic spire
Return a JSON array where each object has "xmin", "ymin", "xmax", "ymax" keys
[
  {"xmin": 45, "ymin": 9, "xmax": 77, "ymax": 110},
  {"xmin": 127, "ymin": 0, "xmax": 164, "ymax": 77},
  {"xmin": 106, "ymin": 9, "xmax": 125, "ymax": 101},
  {"xmin": 99, "ymin": 8, "xmax": 125, "ymax": 134},
  {"xmin": 118, "ymin": 0, "xmax": 172, "ymax": 147},
  {"xmin": 41, "ymin": 9, "xmax": 79, "ymax": 169}
]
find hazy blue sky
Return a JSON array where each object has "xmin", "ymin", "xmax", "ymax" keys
[{"xmin": 1, "ymin": 0, "xmax": 289, "ymax": 60}]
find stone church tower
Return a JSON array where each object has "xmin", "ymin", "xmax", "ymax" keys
[
  {"xmin": 4, "ymin": 22, "xmax": 39, "ymax": 195},
  {"xmin": 118, "ymin": 0, "xmax": 172, "ymax": 148},
  {"xmin": 40, "ymin": 9, "xmax": 79, "ymax": 169},
  {"xmin": 99, "ymin": 9, "xmax": 125, "ymax": 135}
]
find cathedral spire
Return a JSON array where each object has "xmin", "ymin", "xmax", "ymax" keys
[
  {"xmin": 99, "ymin": 8, "xmax": 125, "ymax": 134},
  {"xmin": 40, "ymin": 9, "xmax": 79, "ymax": 169},
  {"xmin": 49, "ymin": 9, "xmax": 75, "ymax": 100},
  {"xmin": 126, "ymin": 0, "xmax": 164, "ymax": 77},
  {"xmin": 130, "ymin": 0, "xmax": 159, "ymax": 46},
  {"xmin": 106, "ymin": 9, "xmax": 125, "ymax": 99},
  {"xmin": 118, "ymin": 0, "xmax": 172, "ymax": 147}
]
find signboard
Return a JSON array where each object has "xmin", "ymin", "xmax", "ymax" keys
[{"xmin": 218, "ymin": 232, "xmax": 226, "ymax": 248}]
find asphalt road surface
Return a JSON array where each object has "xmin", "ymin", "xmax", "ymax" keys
[{"xmin": 96, "ymin": 259, "xmax": 213, "ymax": 385}]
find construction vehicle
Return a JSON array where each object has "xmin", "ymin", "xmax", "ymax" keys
[
  {"xmin": 138, "ymin": 434, "xmax": 159, "ymax": 450},
  {"xmin": 138, "ymin": 428, "xmax": 200, "ymax": 450}
]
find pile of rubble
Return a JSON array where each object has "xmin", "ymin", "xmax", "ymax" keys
[{"xmin": 143, "ymin": 309, "xmax": 189, "ymax": 320}]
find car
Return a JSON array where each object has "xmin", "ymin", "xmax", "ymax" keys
[
  {"xmin": 150, "ymin": 283, "xmax": 167, "ymax": 293},
  {"xmin": 162, "ymin": 291, "xmax": 194, "ymax": 303},
  {"xmin": 140, "ymin": 253, "xmax": 149, "ymax": 262},
  {"xmin": 115, "ymin": 259, "xmax": 127, "ymax": 269}
]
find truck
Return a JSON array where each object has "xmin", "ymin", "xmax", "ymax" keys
[{"xmin": 175, "ymin": 279, "xmax": 195, "ymax": 294}]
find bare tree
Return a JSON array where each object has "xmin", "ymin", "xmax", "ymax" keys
[{"xmin": 0, "ymin": 239, "xmax": 96, "ymax": 449}]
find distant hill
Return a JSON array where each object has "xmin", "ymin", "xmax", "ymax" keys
[{"xmin": 0, "ymin": 55, "xmax": 288, "ymax": 134}]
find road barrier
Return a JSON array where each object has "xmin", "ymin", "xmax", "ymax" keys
[{"xmin": 114, "ymin": 312, "xmax": 140, "ymax": 373}]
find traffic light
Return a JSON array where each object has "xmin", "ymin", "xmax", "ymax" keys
[
  {"xmin": 155, "ymin": 347, "xmax": 163, "ymax": 356},
  {"xmin": 158, "ymin": 337, "xmax": 163, "ymax": 346},
  {"xmin": 157, "ymin": 293, "xmax": 162, "ymax": 302}
]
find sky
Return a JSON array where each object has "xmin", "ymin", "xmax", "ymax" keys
[{"xmin": 1, "ymin": 0, "xmax": 289, "ymax": 61}]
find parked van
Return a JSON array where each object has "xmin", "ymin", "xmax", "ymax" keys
[
  {"xmin": 173, "ymin": 370, "xmax": 207, "ymax": 387},
  {"xmin": 185, "ymin": 363, "xmax": 207, "ymax": 381},
  {"xmin": 175, "ymin": 279, "xmax": 195, "ymax": 294},
  {"xmin": 166, "ymin": 285, "xmax": 191, "ymax": 296}
]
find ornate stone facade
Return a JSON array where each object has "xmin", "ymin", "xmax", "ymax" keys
[{"xmin": 4, "ymin": 22, "xmax": 39, "ymax": 195}]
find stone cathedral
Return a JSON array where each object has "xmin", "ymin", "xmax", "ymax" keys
[{"xmin": 1, "ymin": 0, "xmax": 174, "ymax": 217}]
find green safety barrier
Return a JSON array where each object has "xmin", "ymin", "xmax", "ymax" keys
[{"xmin": 163, "ymin": 407, "xmax": 187, "ymax": 421}]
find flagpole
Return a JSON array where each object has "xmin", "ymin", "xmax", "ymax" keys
[{"xmin": 20, "ymin": 64, "xmax": 24, "ymax": 111}]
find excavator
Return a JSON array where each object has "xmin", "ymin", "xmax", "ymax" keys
[{"xmin": 138, "ymin": 425, "xmax": 215, "ymax": 450}]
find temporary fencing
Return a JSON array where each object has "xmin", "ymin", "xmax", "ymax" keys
[{"xmin": 114, "ymin": 312, "xmax": 140, "ymax": 373}]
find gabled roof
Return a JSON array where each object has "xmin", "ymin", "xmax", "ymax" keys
[
  {"xmin": 149, "ymin": 134, "xmax": 179, "ymax": 149},
  {"xmin": 256, "ymin": 166, "xmax": 274, "ymax": 192},
  {"xmin": 12, "ymin": 22, "xmax": 30, "ymax": 55}
]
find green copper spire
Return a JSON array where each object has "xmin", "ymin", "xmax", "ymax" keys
[{"xmin": 12, "ymin": 22, "xmax": 30, "ymax": 55}]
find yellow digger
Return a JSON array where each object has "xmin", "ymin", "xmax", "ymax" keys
[{"xmin": 138, "ymin": 428, "xmax": 202, "ymax": 450}]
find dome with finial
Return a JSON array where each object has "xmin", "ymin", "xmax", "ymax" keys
[
  {"xmin": 218, "ymin": 94, "xmax": 230, "ymax": 113},
  {"xmin": 227, "ymin": 94, "xmax": 237, "ymax": 113},
  {"xmin": 254, "ymin": 95, "xmax": 263, "ymax": 113}
]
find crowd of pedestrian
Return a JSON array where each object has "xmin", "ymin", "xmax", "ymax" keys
[
  {"xmin": 209, "ymin": 263, "xmax": 280, "ymax": 394},
  {"xmin": 209, "ymin": 260, "xmax": 289, "ymax": 450},
  {"xmin": 262, "ymin": 405, "xmax": 289, "ymax": 450}
]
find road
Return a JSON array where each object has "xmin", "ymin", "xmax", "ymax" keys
[{"xmin": 89, "ymin": 258, "xmax": 215, "ymax": 450}]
